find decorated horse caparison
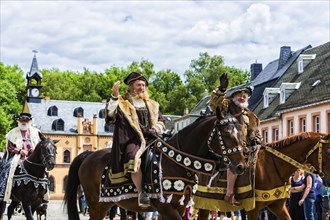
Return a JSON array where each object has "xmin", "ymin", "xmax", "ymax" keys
[
  {"xmin": 195, "ymin": 132, "xmax": 330, "ymax": 220},
  {"xmin": 0, "ymin": 135, "xmax": 58, "ymax": 220},
  {"xmin": 64, "ymin": 109, "xmax": 248, "ymax": 220}
]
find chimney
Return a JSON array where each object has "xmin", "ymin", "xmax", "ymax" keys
[
  {"xmin": 278, "ymin": 46, "xmax": 291, "ymax": 70},
  {"xmin": 250, "ymin": 63, "xmax": 262, "ymax": 80},
  {"xmin": 92, "ymin": 114, "xmax": 98, "ymax": 134}
]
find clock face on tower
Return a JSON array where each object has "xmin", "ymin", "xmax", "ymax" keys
[{"xmin": 31, "ymin": 88, "xmax": 40, "ymax": 97}]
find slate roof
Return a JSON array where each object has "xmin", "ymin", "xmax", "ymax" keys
[
  {"xmin": 26, "ymin": 99, "xmax": 111, "ymax": 135},
  {"xmin": 26, "ymin": 54, "xmax": 43, "ymax": 79},
  {"xmin": 248, "ymin": 45, "xmax": 311, "ymax": 110},
  {"xmin": 253, "ymin": 41, "xmax": 330, "ymax": 121},
  {"xmin": 189, "ymin": 96, "xmax": 211, "ymax": 116},
  {"xmin": 189, "ymin": 45, "xmax": 311, "ymax": 116}
]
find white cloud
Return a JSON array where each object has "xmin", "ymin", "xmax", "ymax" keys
[{"xmin": 1, "ymin": 1, "xmax": 329, "ymax": 77}]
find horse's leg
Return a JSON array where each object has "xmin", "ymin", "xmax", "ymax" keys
[
  {"xmin": 21, "ymin": 202, "xmax": 34, "ymax": 220},
  {"xmin": 198, "ymin": 209, "xmax": 210, "ymax": 220},
  {"xmin": 247, "ymin": 202, "xmax": 263, "ymax": 220},
  {"xmin": 0, "ymin": 201, "xmax": 6, "ymax": 220},
  {"xmin": 88, "ymin": 202, "xmax": 111, "ymax": 220},
  {"xmin": 157, "ymin": 204, "xmax": 183, "ymax": 220},
  {"xmin": 268, "ymin": 199, "xmax": 292, "ymax": 220},
  {"xmin": 7, "ymin": 201, "xmax": 20, "ymax": 220}
]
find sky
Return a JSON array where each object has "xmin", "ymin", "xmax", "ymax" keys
[{"xmin": 1, "ymin": 1, "xmax": 329, "ymax": 77}]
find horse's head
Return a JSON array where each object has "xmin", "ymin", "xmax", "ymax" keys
[
  {"xmin": 38, "ymin": 133, "xmax": 58, "ymax": 171},
  {"xmin": 209, "ymin": 107, "xmax": 247, "ymax": 175}
]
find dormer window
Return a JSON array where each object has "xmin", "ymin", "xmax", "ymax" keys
[
  {"xmin": 297, "ymin": 54, "xmax": 316, "ymax": 74},
  {"xmin": 263, "ymin": 88, "xmax": 280, "ymax": 108},
  {"xmin": 47, "ymin": 105, "xmax": 58, "ymax": 116},
  {"xmin": 99, "ymin": 109, "xmax": 105, "ymax": 118},
  {"xmin": 52, "ymin": 119, "xmax": 65, "ymax": 131},
  {"xmin": 73, "ymin": 107, "xmax": 84, "ymax": 117},
  {"xmin": 279, "ymin": 82, "xmax": 301, "ymax": 104}
]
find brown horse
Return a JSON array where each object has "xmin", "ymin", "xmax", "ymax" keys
[
  {"xmin": 196, "ymin": 132, "xmax": 330, "ymax": 220},
  {"xmin": 64, "ymin": 109, "xmax": 248, "ymax": 220}
]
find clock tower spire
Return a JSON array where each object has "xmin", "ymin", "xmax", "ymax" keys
[{"xmin": 26, "ymin": 50, "xmax": 42, "ymax": 103}]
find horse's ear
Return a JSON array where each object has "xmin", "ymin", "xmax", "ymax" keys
[
  {"xmin": 39, "ymin": 132, "xmax": 46, "ymax": 141},
  {"xmin": 53, "ymin": 140, "xmax": 60, "ymax": 144},
  {"xmin": 216, "ymin": 107, "xmax": 224, "ymax": 120}
]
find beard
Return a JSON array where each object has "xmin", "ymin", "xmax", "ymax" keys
[
  {"xmin": 233, "ymin": 97, "xmax": 249, "ymax": 109},
  {"xmin": 18, "ymin": 121, "xmax": 31, "ymax": 131},
  {"xmin": 130, "ymin": 89, "xmax": 149, "ymax": 101}
]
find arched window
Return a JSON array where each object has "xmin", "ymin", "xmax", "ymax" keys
[
  {"xmin": 73, "ymin": 107, "xmax": 84, "ymax": 117},
  {"xmin": 52, "ymin": 119, "xmax": 65, "ymax": 131},
  {"xmin": 63, "ymin": 175, "xmax": 68, "ymax": 192},
  {"xmin": 49, "ymin": 175, "xmax": 55, "ymax": 192},
  {"xmin": 99, "ymin": 109, "xmax": 105, "ymax": 118},
  {"xmin": 47, "ymin": 106, "xmax": 58, "ymax": 116},
  {"xmin": 63, "ymin": 149, "xmax": 71, "ymax": 163},
  {"xmin": 104, "ymin": 124, "xmax": 114, "ymax": 133}
]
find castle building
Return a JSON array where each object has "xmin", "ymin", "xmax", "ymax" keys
[{"xmin": 23, "ymin": 52, "xmax": 113, "ymax": 199}]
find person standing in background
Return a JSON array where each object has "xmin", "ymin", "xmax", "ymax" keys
[{"xmin": 289, "ymin": 169, "xmax": 305, "ymax": 220}]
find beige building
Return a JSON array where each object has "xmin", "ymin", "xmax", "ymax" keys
[{"xmin": 23, "ymin": 54, "xmax": 113, "ymax": 199}]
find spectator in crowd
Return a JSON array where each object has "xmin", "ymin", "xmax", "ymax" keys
[
  {"xmin": 314, "ymin": 175, "xmax": 323, "ymax": 220},
  {"xmin": 289, "ymin": 169, "xmax": 305, "ymax": 219},
  {"xmin": 297, "ymin": 172, "xmax": 316, "ymax": 220}
]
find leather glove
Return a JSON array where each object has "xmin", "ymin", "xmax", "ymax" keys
[
  {"xmin": 218, "ymin": 73, "xmax": 229, "ymax": 92},
  {"xmin": 250, "ymin": 138, "xmax": 261, "ymax": 146}
]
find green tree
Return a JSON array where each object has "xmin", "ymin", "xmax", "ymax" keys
[
  {"xmin": 0, "ymin": 62, "xmax": 26, "ymax": 151},
  {"xmin": 148, "ymin": 69, "xmax": 183, "ymax": 114},
  {"xmin": 183, "ymin": 52, "xmax": 250, "ymax": 111}
]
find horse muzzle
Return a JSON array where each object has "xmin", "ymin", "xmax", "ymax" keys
[{"xmin": 234, "ymin": 162, "xmax": 246, "ymax": 175}]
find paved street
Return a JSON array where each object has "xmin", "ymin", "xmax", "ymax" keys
[
  {"xmin": 3, "ymin": 200, "xmax": 91, "ymax": 220},
  {"xmin": 3, "ymin": 200, "xmax": 238, "ymax": 219}
]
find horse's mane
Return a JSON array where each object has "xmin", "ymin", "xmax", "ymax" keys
[{"xmin": 267, "ymin": 132, "xmax": 321, "ymax": 150}]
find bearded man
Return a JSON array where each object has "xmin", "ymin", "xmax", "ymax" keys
[
  {"xmin": 105, "ymin": 71, "xmax": 165, "ymax": 207},
  {"xmin": 210, "ymin": 73, "xmax": 262, "ymax": 206},
  {"xmin": 0, "ymin": 113, "xmax": 42, "ymax": 202}
]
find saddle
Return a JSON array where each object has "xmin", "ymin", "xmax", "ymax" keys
[{"xmin": 99, "ymin": 143, "xmax": 162, "ymax": 202}]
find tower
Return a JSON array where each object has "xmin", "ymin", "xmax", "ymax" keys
[{"xmin": 26, "ymin": 50, "xmax": 42, "ymax": 103}]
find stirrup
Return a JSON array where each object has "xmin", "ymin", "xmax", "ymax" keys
[
  {"xmin": 224, "ymin": 193, "xmax": 241, "ymax": 206},
  {"xmin": 138, "ymin": 192, "xmax": 150, "ymax": 208}
]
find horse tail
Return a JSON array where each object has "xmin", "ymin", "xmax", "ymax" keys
[{"xmin": 64, "ymin": 150, "xmax": 93, "ymax": 220}]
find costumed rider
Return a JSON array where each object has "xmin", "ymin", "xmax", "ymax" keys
[
  {"xmin": 105, "ymin": 71, "xmax": 166, "ymax": 207},
  {"xmin": 209, "ymin": 73, "xmax": 262, "ymax": 206},
  {"xmin": 0, "ymin": 113, "xmax": 49, "ymax": 203}
]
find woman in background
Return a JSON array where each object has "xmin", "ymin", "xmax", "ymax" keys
[{"xmin": 289, "ymin": 169, "xmax": 305, "ymax": 220}]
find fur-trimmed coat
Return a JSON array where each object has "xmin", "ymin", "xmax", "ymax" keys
[
  {"xmin": 210, "ymin": 88, "xmax": 262, "ymax": 145},
  {"xmin": 105, "ymin": 93, "xmax": 165, "ymax": 183}
]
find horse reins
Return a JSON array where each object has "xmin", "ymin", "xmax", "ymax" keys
[
  {"xmin": 25, "ymin": 159, "xmax": 44, "ymax": 167},
  {"xmin": 265, "ymin": 137, "xmax": 330, "ymax": 176}
]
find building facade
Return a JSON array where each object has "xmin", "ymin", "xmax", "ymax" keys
[{"xmin": 23, "ymin": 54, "xmax": 113, "ymax": 199}]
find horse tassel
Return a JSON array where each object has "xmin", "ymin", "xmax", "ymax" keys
[
  {"xmin": 159, "ymin": 194, "xmax": 165, "ymax": 203},
  {"xmin": 178, "ymin": 195, "xmax": 185, "ymax": 205},
  {"xmin": 207, "ymin": 171, "xmax": 219, "ymax": 188},
  {"xmin": 166, "ymin": 194, "xmax": 173, "ymax": 203},
  {"xmin": 187, "ymin": 197, "xmax": 195, "ymax": 207}
]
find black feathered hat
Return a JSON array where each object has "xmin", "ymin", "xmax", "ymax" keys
[
  {"xmin": 123, "ymin": 72, "xmax": 148, "ymax": 86},
  {"xmin": 16, "ymin": 113, "xmax": 33, "ymax": 120}
]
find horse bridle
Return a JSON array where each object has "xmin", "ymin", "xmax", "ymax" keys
[
  {"xmin": 207, "ymin": 117, "xmax": 244, "ymax": 169},
  {"xmin": 304, "ymin": 137, "xmax": 330, "ymax": 177},
  {"xmin": 265, "ymin": 136, "xmax": 330, "ymax": 177},
  {"xmin": 26, "ymin": 140, "xmax": 56, "ymax": 168}
]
